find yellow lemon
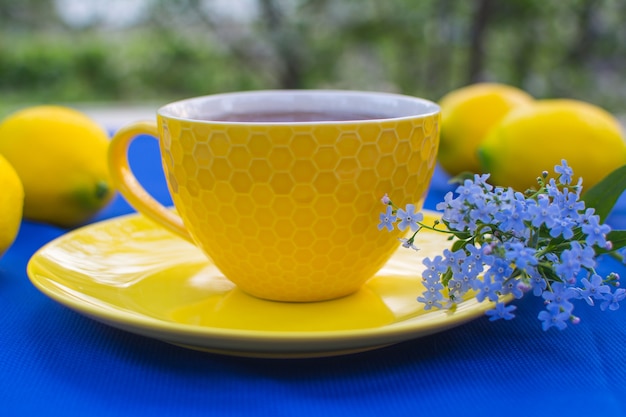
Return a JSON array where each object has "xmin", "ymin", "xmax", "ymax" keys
[
  {"xmin": 478, "ymin": 99, "xmax": 626, "ymax": 192},
  {"xmin": 0, "ymin": 154, "xmax": 24, "ymax": 256},
  {"xmin": 438, "ymin": 83, "xmax": 534, "ymax": 176},
  {"xmin": 0, "ymin": 106, "xmax": 113, "ymax": 227}
]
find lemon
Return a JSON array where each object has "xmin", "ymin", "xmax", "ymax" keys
[
  {"xmin": 438, "ymin": 83, "xmax": 534, "ymax": 176},
  {"xmin": 0, "ymin": 106, "xmax": 113, "ymax": 227},
  {"xmin": 0, "ymin": 154, "xmax": 24, "ymax": 256},
  {"xmin": 478, "ymin": 99, "xmax": 626, "ymax": 192}
]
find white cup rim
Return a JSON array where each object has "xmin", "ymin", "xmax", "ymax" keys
[{"xmin": 157, "ymin": 89, "xmax": 440, "ymax": 125}]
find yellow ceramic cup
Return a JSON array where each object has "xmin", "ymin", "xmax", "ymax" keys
[{"xmin": 109, "ymin": 90, "xmax": 440, "ymax": 302}]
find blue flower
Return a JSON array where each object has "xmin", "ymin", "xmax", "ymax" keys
[
  {"xmin": 381, "ymin": 159, "xmax": 624, "ymax": 331},
  {"xmin": 554, "ymin": 247, "xmax": 582, "ymax": 283},
  {"xmin": 504, "ymin": 242, "xmax": 537, "ymax": 270},
  {"xmin": 475, "ymin": 276, "xmax": 501, "ymax": 303},
  {"xmin": 435, "ymin": 191, "xmax": 456, "ymax": 212},
  {"xmin": 398, "ymin": 237, "xmax": 419, "ymax": 251},
  {"xmin": 578, "ymin": 274, "xmax": 611, "ymax": 306},
  {"xmin": 422, "ymin": 275, "xmax": 445, "ymax": 294},
  {"xmin": 554, "ymin": 159, "xmax": 574, "ymax": 184},
  {"xmin": 472, "ymin": 173, "xmax": 494, "ymax": 190},
  {"xmin": 465, "ymin": 243, "xmax": 488, "ymax": 262},
  {"xmin": 422, "ymin": 255, "xmax": 447, "ymax": 281},
  {"xmin": 469, "ymin": 197, "xmax": 495, "ymax": 225},
  {"xmin": 500, "ymin": 277, "xmax": 525, "ymax": 299},
  {"xmin": 558, "ymin": 190, "xmax": 585, "ymax": 219},
  {"xmin": 486, "ymin": 302, "xmax": 517, "ymax": 321},
  {"xmin": 418, "ymin": 278, "xmax": 446, "ymax": 310},
  {"xmin": 464, "ymin": 244, "xmax": 493, "ymax": 276},
  {"xmin": 528, "ymin": 269, "xmax": 547, "ymax": 296},
  {"xmin": 582, "ymin": 214, "xmax": 611, "ymax": 248},
  {"xmin": 527, "ymin": 196, "xmax": 560, "ymax": 228},
  {"xmin": 396, "ymin": 204, "xmax": 423, "ymax": 232},
  {"xmin": 456, "ymin": 179, "xmax": 484, "ymax": 204},
  {"xmin": 538, "ymin": 308, "xmax": 570, "ymax": 331},
  {"xmin": 448, "ymin": 277, "xmax": 469, "ymax": 298},
  {"xmin": 545, "ymin": 178, "xmax": 562, "ymax": 200},
  {"xmin": 570, "ymin": 241, "xmax": 596, "ymax": 269},
  {"xmin": 483, "ymin": 257, "xmax": 514, "ymax": 286},
  {"xmin": 417, "ymin": 293, "xmax": 445, "ymax": 310},
  {"xmin": 378, "ymin": 205, "xmax": 396, "ymax": 232},
  {"xmin": 496, "ymin": 199, "xmax": 531, "ymax": 235},
  {"xmin": 447, "ymin": 248, "xmax": 469, "ymax": 275},
  {"xmin": 441, "ymin": 248, "xmax": 460, "ymax": 269},
  {"xmin": 542, "ymin": 282, "xmax": 577, "ymax": 314},
  {"xmin": 600, "ymin": 288, "xmax": 626, "ymax": 311},
  {"xmin": 549, "ymin": 217, "xmax": 576, "ymax": 240}
]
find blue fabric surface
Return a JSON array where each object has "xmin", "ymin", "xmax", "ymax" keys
[{"xmin": 2, "ymin": 135, "xmax": 626, "ymax": 417}]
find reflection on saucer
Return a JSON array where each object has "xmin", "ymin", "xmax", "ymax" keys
[
  {"xmin": 169, "ymin": 280, "xmax": 396, "ymax": 332},
  {"xmin": 112, "ymin": 258, "xmax": 424, "ymax": 332}
]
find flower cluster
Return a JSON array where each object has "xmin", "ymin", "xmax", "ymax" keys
[{"xmin": 380, "ymin": 160, "xmax": 625, "ymax": 330}]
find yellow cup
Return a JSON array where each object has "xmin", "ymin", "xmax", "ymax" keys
[{"xmin": 109, "ymin": 90, "xmax": 440, "ymax": 302}]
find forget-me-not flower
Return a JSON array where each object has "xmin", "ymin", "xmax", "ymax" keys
[{"xmin": 379, "ymin": 160, "xmax": 624, "ymax": 331}]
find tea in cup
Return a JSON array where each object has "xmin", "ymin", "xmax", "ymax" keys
[{"xmin": 108, "ymin": 90, "xmax": 440, "ymax": 302}]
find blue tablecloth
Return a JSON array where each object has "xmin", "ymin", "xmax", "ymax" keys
[{"xmin": 2, "ymin": 135, "xmax": 625, "ymax": 416}]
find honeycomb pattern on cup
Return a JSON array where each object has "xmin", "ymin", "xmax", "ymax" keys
[{"xmin": 158, "ymin": 115, "xmax": 440, "ymax": 302}]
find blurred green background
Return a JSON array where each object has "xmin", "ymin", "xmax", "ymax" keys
[{"xmin": 2, "ymin": 0, "xmax": 625, "ymax": 118}]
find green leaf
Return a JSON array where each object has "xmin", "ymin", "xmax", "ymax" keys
[
  {"xmin": 451, "ymin": 239, "xmax": 467, "ymax": 252},
  {"xmin": 581, "ymin": 164, "xmax": 626, "ymax": 222},
  {"xmin": 441, "ymin": 268, "xmax": 453, "ymax": 287},
  {"xmin": 447, "ymin": 171, "xmax": 475, "ymax": 185}
]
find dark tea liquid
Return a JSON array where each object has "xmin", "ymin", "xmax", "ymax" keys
[{"xmin": 208, "ymin": 111, "xmax": 391, "ymax": 122}]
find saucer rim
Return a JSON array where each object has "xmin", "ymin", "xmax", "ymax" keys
[{"xmin": 27, "ymin": 210, "xmax": 505, "ymax": 357}]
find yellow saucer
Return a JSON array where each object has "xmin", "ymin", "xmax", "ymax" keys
[{"xmin": 27, "ymin": 211, "xmax": 497, "ymax": 358}]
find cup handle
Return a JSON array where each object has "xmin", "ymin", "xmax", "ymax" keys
[{"xmin": 108, "ymin": 121, "xmax": 193, "ymax": 243}]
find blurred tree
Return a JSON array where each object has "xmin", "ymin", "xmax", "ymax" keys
[
  {"xmin": 1, "ymin": 0, "xmax": 626, "ymax": 114},
  {"xmin": 467, "ymin": 0, "xmax": 493, "ymax": 84},
  {"xmin": 0, "ymin": 0, "xmax": 60, "ymax": 31}
]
